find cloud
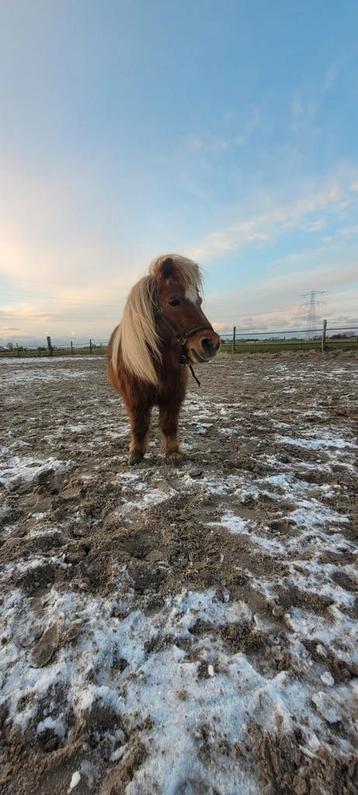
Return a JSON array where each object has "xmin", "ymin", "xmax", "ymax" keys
[
  {"xmin": 291, "ymin": 95, "xmax": 304, "ymax": 116},
  {"xmin": 186, "ymin": 106, "xmax": 262, "ymax": 155},
  {"xmin": 305, "ymin": 218, "xmax": 327, "ymax": 232},
  {"xmin": 235, "ymin": 106, "xmax": 261, "ymax": 147},
  {"xmin": 323, "ymin": 63, "xmax": 339, "ymax": 95},
  {"xmin": 1, "ymin": 155, "xmax": 357, "ymax": 344},
  {"xmin": 212, "ymin": 321, "xmax": 230, "ymax": 332},
  {"xmin": 2, "ymin": 257, "xmax": 357, "ymax": 343},
  {"xmin": 204, "ymin": 254, "xmax": 358, "ymax": 334},
  {"xmin": 185, "ymin": 174, "xmax": 358, "ymax": 263},
  {"xmin": 209, "ymin": 259, "xmax": 357, "ymax": 308},
  {"xmin": 211, "ymin": 299, "xmax": 358, "ymax": 335},
  {"xmin": 291, "ymin": 62, "xmax": 339, "ymax": 122}
]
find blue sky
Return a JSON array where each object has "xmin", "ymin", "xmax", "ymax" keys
[{"xmin": 1, "ymin": 0, "xmax": 357, "ymax": 344}]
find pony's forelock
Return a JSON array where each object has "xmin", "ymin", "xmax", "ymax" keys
[
  {"xmin": 149, "ymin": 254, "xmax": 202, "ymax": 293},
  {"xmin": 111, "ymin": 255, "xmax": 203, "ymax": 385}
]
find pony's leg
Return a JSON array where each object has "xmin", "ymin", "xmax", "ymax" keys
[
  {"xmin": 159, "ymin": 402, "xmax": 182, "ymax": 463},
  {"xmin": 128, "ymin": 406, "xmax": 151, "ymax": 465}
]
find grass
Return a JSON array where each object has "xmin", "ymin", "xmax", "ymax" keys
[
  {"xmin": 0, "ymin": 346, "xmax": 108, "ymax": 359},
  {"xmin": 220, "ymin": 338, "xmax": 358, "ymax": 353},
  {"xmin": 0, "ymin": 340, "xmax": 357, "ymax": 359}
]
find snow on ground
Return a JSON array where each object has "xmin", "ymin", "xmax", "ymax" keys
[
  {"xmin": 0, "ymin": 352, "xmax": 357, "ymax": 794},
  {"xmin": 1, "ymin": 576, "xmax": 356, "ymax": 794},
  {"xmin": 0, "ymin": 451, "xmax": 70, "ymax": 491}
]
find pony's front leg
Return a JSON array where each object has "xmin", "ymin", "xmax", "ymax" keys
[
  {"xmin": 128, "ymin": 406, "xmax": 151, "ymax": 465},
  {"xmin": 159, "ymin": 401, "xmax": 183, "ymax": 464}
]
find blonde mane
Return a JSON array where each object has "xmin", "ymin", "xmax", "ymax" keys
[{"xmin": 111, "ymin": 254, "xmax": 202, "ymax": 385}]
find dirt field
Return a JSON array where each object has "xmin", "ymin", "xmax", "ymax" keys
[{"xmin": 0, "ymin": 351, "xmax": 357, "ymax": 795}]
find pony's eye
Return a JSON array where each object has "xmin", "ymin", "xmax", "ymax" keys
[{"xmin": 169, "ymin": 298, "xmax": 180, "ymax": 307}]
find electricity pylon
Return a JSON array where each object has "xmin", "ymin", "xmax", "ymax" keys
[{"xmin": 301, "ymin": 291, "xmax": 327, "ymax": 339}]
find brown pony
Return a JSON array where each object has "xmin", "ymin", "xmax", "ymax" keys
[{"xmin": 108, "ymin": 254, "xmax": 220, "ymax": 464}]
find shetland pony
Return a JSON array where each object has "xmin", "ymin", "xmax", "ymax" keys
[{"xmin": 108, "ymin": 254, "xmax": 220, "ymax": 464}]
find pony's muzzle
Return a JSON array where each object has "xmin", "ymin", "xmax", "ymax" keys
[
  {"xmin": 201, "ymin": 334, "xmax": 220, "ymax": 358},
  {"xmin": 189, "ymin": 330, "xmax": 220, "ymax": 362}
]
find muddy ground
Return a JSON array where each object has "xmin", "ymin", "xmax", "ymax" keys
[{"xmin": 0, "ymin": 351, "xmax": 357, "ymax": 795}]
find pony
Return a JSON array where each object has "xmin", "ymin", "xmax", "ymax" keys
[{"xmin": 108, "ymin": 254, "xmax": 220, "ymax": 464}]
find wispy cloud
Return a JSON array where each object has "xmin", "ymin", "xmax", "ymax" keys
[
  {"xmin": 185, "ymin": 175, "xmax": 358, "ymax": 263},
  {"xmin": 323, "ymin": 63, "xmax": 339, "ymax": 94},
  {"xmin": 207, "ymin": 260, "xmax": 358, "ymax": 333},
  {"xmin": 186, "ymin": 106, "xmax": 262, "ymax": 155},
  {"xmin": 291, "ymin": 95, "xmax": 304, "ymax": 116},
  {"xmin": 291, "ymin": 62, "xmax": 339, "ymax": 122},
  {"xmin": 1, "ymin": 165, "xmax": 357, "ymax": 344}
]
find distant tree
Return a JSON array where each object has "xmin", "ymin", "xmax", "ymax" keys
[{"xmin": 330, "ymin": 333, "xmax": 355, "ymax": 340}]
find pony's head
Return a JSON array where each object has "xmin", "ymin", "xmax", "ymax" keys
[
  {"xmin": 150, "ymin": 255, "xmax": 220, "ymax": 365},
  {"xmin": 112, "ymin": 254, "xmax": 220, "ymax": 385}
]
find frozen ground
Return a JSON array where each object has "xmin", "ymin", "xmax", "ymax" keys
[{"xmin": 0, "ymin": 351, "xmax": 357, "ymax": 794}]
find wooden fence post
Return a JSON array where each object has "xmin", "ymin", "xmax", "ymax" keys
[
  {"xmin": 321, "ymin": 319, "xmax": 327, "ymax": 353},
  {"xmin": 232, "ymin": 326, "xmax": 236, "ymax": 354},
  {"xmin": 70, "ymin": 340, "xmax": 74, "ymax": 355},
  {"xmin": 47, "ymin": 335, "xmax": 53, "ymax": 357},
  {"xmin": 89, "ymin": 338, "xmax": 93, "ymax": 354}
]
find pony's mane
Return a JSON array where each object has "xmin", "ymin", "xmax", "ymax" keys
[{"xmin": 111, "ymin": 254, "xmax": 202, "ymax": 385}]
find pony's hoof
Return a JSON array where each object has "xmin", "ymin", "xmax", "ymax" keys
[
  {"xmin": 129, "ymin": 451, "xmax": 143, "ymax": 465},
  {"xmin": 165, "ymin": 452, "xmax": 184, "ymax": 466}
]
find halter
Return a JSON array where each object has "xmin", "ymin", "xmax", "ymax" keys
[{"xmin": 153, "ymin": 301, "xmax": 213, "ymax": 386}]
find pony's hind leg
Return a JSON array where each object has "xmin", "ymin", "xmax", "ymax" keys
[
  {"xmin": 128, "ymin": 406, "xmax": 151, "ymax": 465},
  {"xmin": 159, "ymin": 402, "xmax": 182, "ymax": 464}
]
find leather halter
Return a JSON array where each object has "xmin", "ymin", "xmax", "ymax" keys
[{"xmin": 153, "ymin": 301, "xmax": 213, "ymax": 386}]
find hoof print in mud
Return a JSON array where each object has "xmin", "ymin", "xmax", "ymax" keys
[{"xmin": 30, "ymin": 622, "xmax": 61, "ymax": 668}]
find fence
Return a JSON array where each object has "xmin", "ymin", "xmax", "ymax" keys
[
  {"xmin": 0, "ymin": 323, "xmax": 357, "ymax": 358},
  {"xmin": 0, "ymin": 338, "xmax": 107, "ymax": 358},
  {"xmin": 220, "ymin": 322, "xmax": 358, "ymax": 354}
]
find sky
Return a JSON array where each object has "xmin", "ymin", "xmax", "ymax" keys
[{"xmin": 1, "ymin": 0, "xmax": 358, "ymax": 346}]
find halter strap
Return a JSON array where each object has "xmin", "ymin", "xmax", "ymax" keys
[
  {"xmin": 153, "ymin": 301, "xmax": 213, "ymax": 386},
  {"xmin": 153, "ymin": 303, "xmax": 212, "ymax": 345},
  {"xmin": 177, "ymin": 324, "xmax": 213, "ymax": 345}
]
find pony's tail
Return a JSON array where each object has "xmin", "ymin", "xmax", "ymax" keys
[{"xmin": 111, "ymin": 276, "xmax": 161, "ymax": 385}]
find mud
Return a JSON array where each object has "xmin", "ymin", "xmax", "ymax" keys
[{"xmin": 0, "ymin": 351, "xmax": 357, "ymax": 794}]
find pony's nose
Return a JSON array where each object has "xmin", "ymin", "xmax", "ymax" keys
[{"xmin": 201, "ymin": 336, "xmax": 220, "ymax": 357}]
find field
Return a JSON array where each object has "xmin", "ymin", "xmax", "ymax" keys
[
  {"xmin": 1, "ymin": 336, "xmax": 357, "ymax": 360},
  {"xmin": 0, "ymin": 351, "xmax": 357, "ymax": 795},
  {"xmin": 220, "ymin": 339, "xmax": 358, "ymax": 354}
]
